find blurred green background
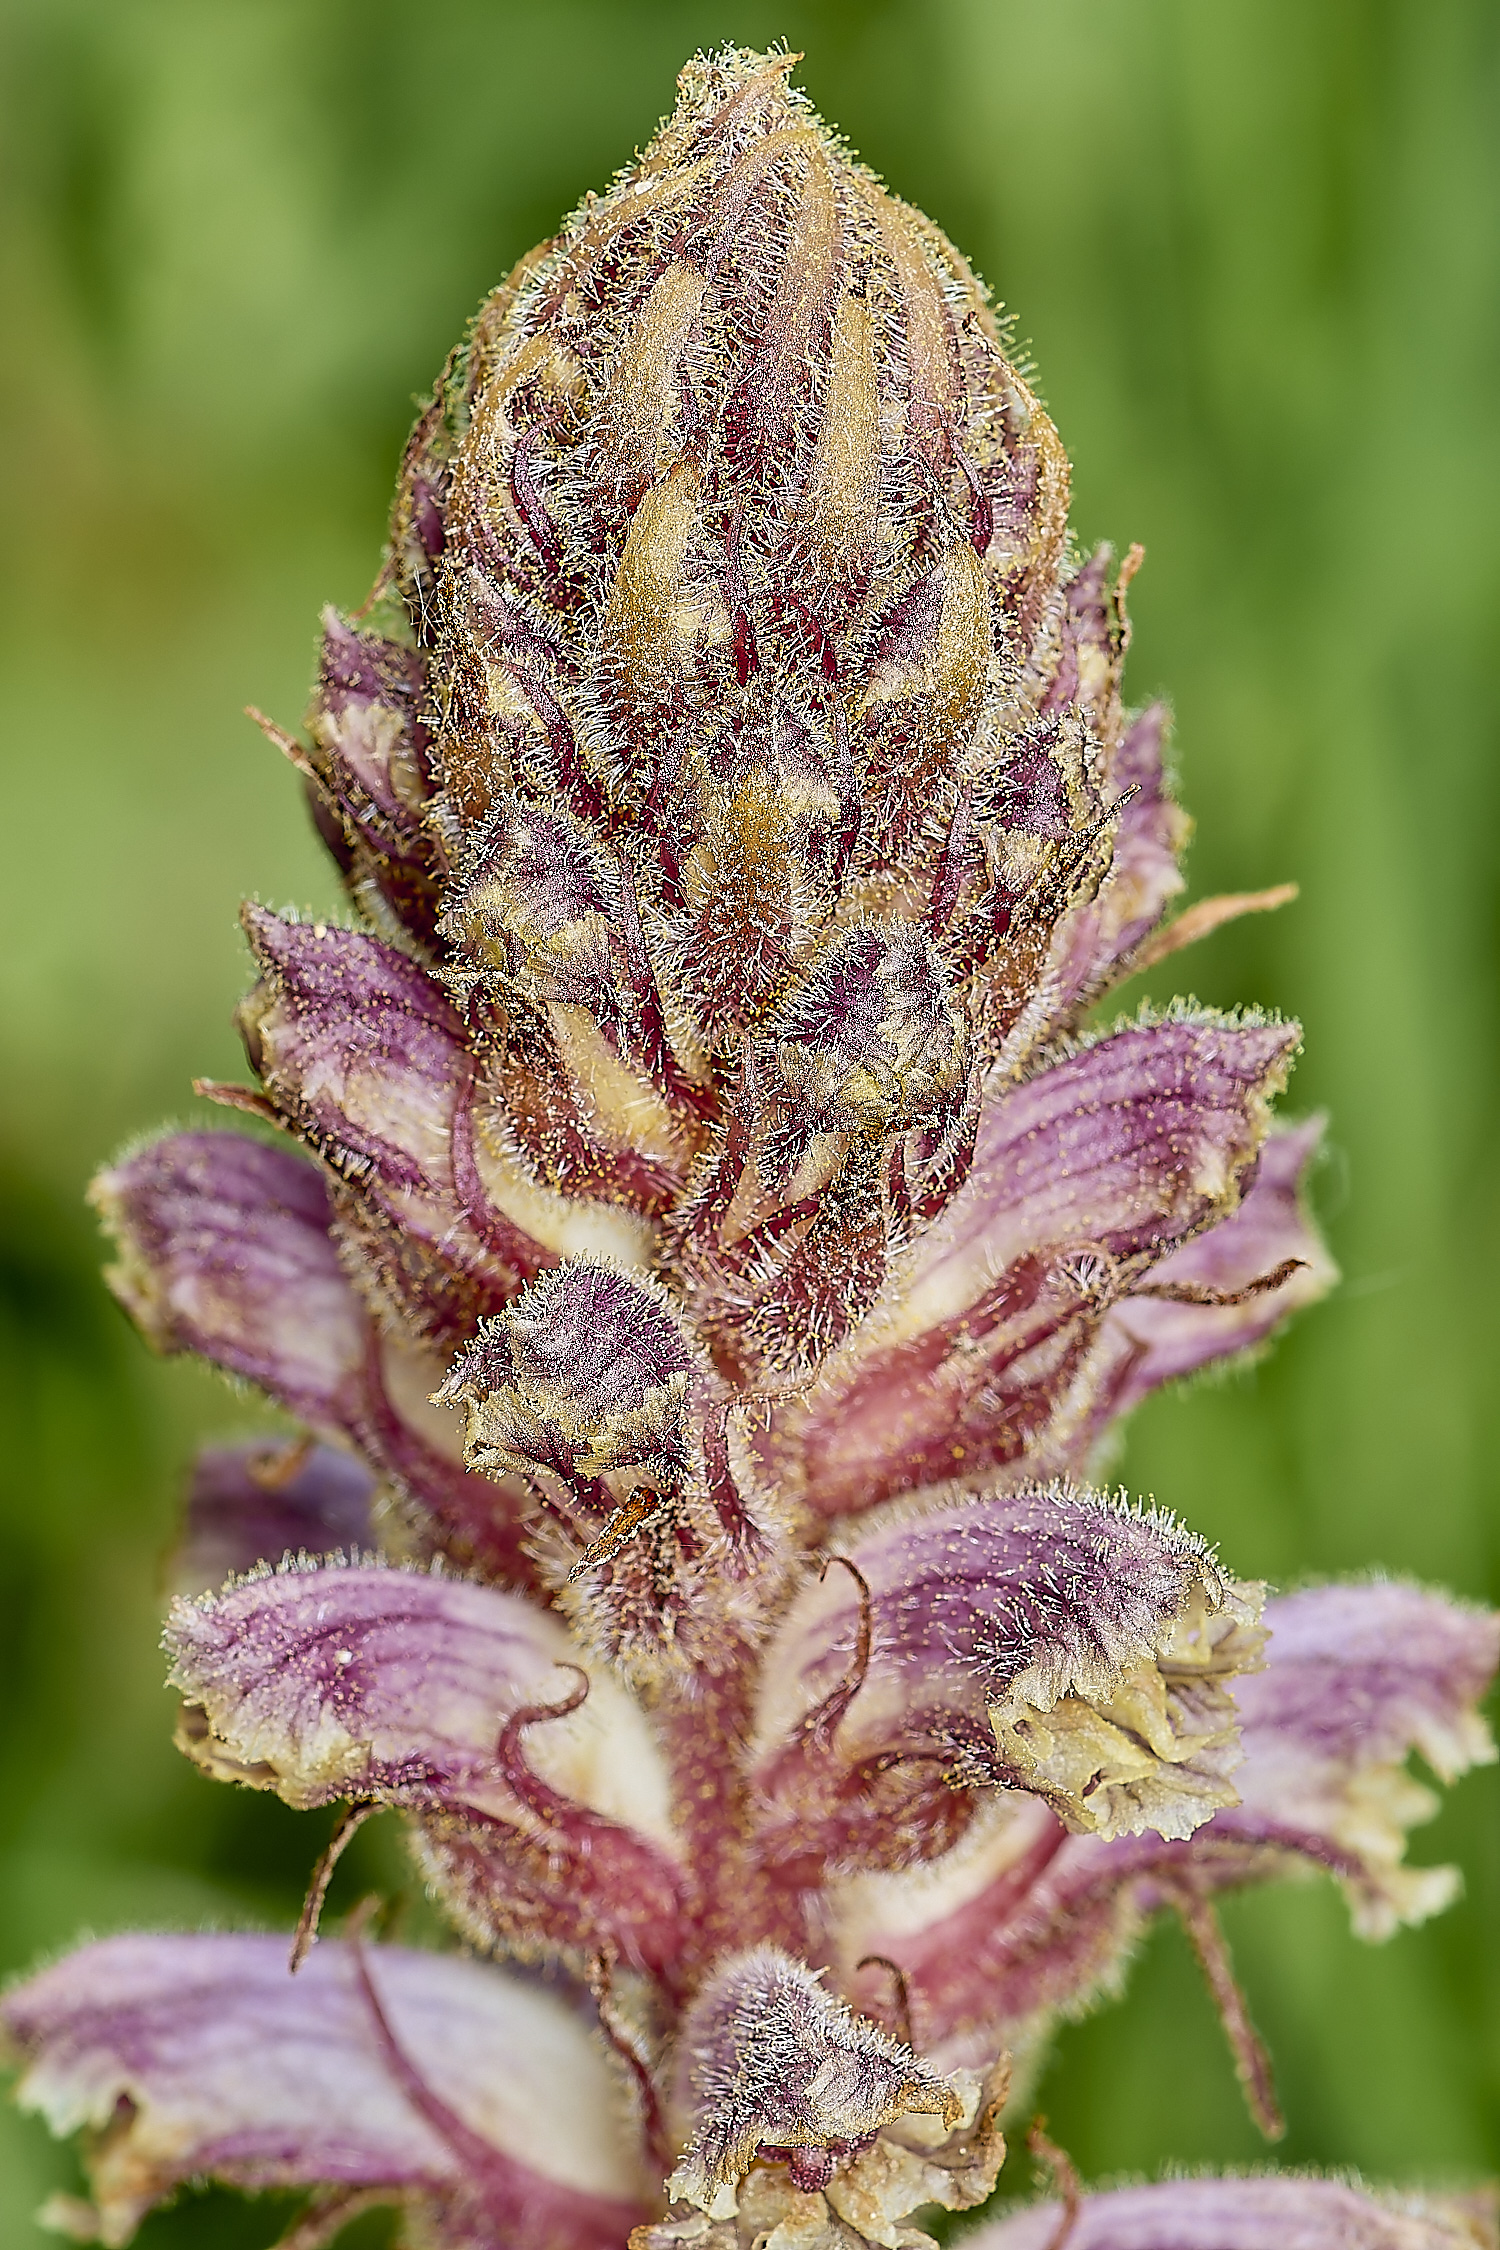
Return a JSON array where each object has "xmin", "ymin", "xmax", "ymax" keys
[{"xmin": 2, "ymin": 0, "xmax": 1497, "ymax": 2241}]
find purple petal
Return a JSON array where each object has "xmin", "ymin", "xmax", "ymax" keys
[
  {"xmin": 1100, "ymin": 1119, "xmax": 1333, "ymax": 1399},
  {"xmin": 823, "ymin": 1581, "xmax": 1497, "ymax": 2057},
  {"xmin": 1032, "ymin": 1119, "xmax": 1336, "ymax": 1482},
  {"xmin": 92, "ymin": 1130, "xmax": 540, "ymax": 1583},
  {"xmin": 751, "ymin": 1486, "xmax": 1263, "ymax": 1862},
  {"xmin": 314, "ymin": 612, "xmax": 433, "ymax": 814},
  {"xmin": 778, "ymin": 1015, "xmax": 1299, "ymax": 1518},
  {"xmin": 238, "ymin": 909, "xmax": 560, "ymax": 1336},
  {"xmin": 906, "ymin": 1017, "xmax": 1299, "ymax": 1349},
  {"xmin": 968, "ymin": 2174, "xmax": 1494, "ymax": 2250},
  {"xmin": 1245, "ymin": 1583, "xmax": 1498, "ymax": 1777},
  {"xmin": 2, "ymin": 1931, "xmax": 648, "ymax": 2248},
  {"xmin": 1048, "ymin": 702, "xmax": 1188, "ymax": 1014},
  {"xmin": 239, "ymin": 905, "xmax": 668, "ymax": 1281},
  {"xmin": 174, "ymin": 1440, "xmax": 377, "ymax": 1594},
  {"xmin": 92, "ymin": 1131, "xmax": 366, "ymax": 1424},
  {"xmin": 165, "ymin": 1560, "xmax": 686, "ymax": 1971},
  {"xmin": 301, "ymin": 609, "xmax": 446, "ymax": 949},
  {"xmin": 1224, "ymin": 1581, "xmax": 1500, "ymax": 1935}
]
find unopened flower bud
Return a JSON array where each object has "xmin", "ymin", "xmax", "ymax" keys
[
  {"xmin": 438, "ymin": 1259, "xmax": 781, "ymax": 1674},
  {"xmin": 666, "ymin": 1945, "xmax": 960, "ymax": 2210}
]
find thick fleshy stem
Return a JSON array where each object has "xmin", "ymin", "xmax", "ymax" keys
[{"xmin": 656, "ymin": 1655, "xmax": 811, "ymax": 1978}]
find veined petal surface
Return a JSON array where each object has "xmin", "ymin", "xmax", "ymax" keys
[
  {"xmin": 165, "ymin": 1560, "xmax": 686, "ymax": 1968},
  {"xmin": 822, "ymin": 1580, "xmax": 1498, "ymax": 2057},
  {"xmin": 1047, "ymin": 700, "xmax": 1188, "ymax": 1015},
  {"xmin": 173, "ymin": 1440, "xmax": 378, "ymax": 1595},
  {"xmin": 777, "ymin": 1016, "xmax": 1299, "ymax": 1517},
  {"xmin": 1227, "ymin": 1580, "xmax": 1499, "ymax": 1935},
  {"xmin": 752, "ymin": 1486, "xmax": 1262, "ymax": 1861},
  {"xmin": 92, "ymin": 1128, "xmax": 539, "ymax": 1581},
  {"xmin": 2, "ymin": 1933, "xmax": 649, "ymax": 2248},
  {"xmin": 1033, "ymin": 1118, "xmax": 1336, "ymax": 1482},
  {"xmin": 92, "ymin": 1131, "xmax": 367, "ymax": 1426},
  {"xmin": 236, "ymin": 908, "xmax": 572, "ymax": 1334},
  {"xmin": 32, "ymin": 42, "xmax": 1475, "ymax": 2250},
  {"xmin": 968, "ymin": 2175, "xmax": 1495, "ymax": 2250}
]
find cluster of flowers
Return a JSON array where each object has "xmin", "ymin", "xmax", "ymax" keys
[{"xmin": 6, "ymin": 47, "xmax": 1495, "ymax": 2250}]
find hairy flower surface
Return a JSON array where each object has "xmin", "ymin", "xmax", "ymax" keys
[{"xmin": 5, "ymin": 44, "xmax": 1496, "ymax": 2250}]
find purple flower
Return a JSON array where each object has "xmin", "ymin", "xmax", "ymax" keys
[
  {"xmin": 5, "ymin": 44, "xmax": 1495, "ymax": 2250},
  {"xmin": 969, "ymin": 2174, "xmax": 1494, "ymax": 2250}
]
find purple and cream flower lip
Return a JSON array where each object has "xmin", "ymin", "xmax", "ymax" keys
[{"xmin": 5, "ymin": 45, "xmax": 1495, "ymax": 2250}]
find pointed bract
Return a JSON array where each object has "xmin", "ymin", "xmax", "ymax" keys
[{"xmin": 295, "ymin": 608, "xmax": 447, "ymax": 951}]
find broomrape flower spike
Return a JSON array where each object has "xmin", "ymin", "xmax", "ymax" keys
[{"xmin": 5, "ymin": 43, "xmax": 1496, "ymax": 2250}]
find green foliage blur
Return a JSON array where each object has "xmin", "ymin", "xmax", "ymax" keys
[{"xmin": 2, "ymin": 1, "xmax": 1497, "ymax": 2241}]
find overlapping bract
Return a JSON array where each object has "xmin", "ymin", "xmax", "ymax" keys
[{"xmin": 5, "ymin": 44, "xmax": 1495, "ymax": 2250}]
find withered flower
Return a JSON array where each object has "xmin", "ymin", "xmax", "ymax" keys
[{"xmin": 5, "ymin": 46, "xmax": 1495, "ymax": 2250}]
